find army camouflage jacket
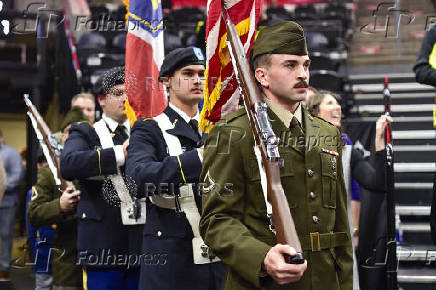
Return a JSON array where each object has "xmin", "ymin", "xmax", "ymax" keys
[{"xmin": 200, "ymin": 106, "xmax": 353, "ymax": 290}]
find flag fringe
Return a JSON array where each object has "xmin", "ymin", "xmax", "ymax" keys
[
  {"xmin": 125, "ymin": 99, "xmax": 137, "ymax": 127},
  {"xmin": 122, "ymin": 0, "xmax": 129, "ymax": 21},
  {"xmin": 199, "ymin": 15, "xmax": 252, "ymax": 133}
]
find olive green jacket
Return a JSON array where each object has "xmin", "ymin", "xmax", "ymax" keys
[
  {"xmin": 28, "ymin": 165, "xmax": 82, "ymax": 287},
  {"xmin": 200, "ymin": 107, "xmax": 353, "ymax": 290}
]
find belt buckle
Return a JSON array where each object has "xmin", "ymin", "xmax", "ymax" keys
[{"xmin": 310, "ymin": 232, "xmax": 321, "ymax": 252}]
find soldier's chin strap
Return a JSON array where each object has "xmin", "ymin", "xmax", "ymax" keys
[
  {"xmin": 153, "ymin": 113, "xmax": 220, "ymax": 265},
  {"xmin": 253, "ymin": 145, "xmax": 275, "ymax": 234},
  {"xmin": 94, "ymin": 119, "xmax": 146, "ymax": 225}
]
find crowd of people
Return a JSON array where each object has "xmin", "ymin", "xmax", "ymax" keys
[{"xmin": 0, "ymin": 19, "xmax": 399, "ymax": 290}]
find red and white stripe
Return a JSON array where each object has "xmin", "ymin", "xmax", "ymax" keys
[{"xmin": 200, "ymin": 0, "xmax": 261, "ymax": 131}]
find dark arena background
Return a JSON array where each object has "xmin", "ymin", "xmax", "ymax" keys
[{"xmin": 0, "ymin": 0, "xmax": 435, "ymax": 290}]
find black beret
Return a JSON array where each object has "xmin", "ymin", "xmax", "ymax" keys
[
  {"xmin": 94, "ymin": 66, "xmax": 125, "ymax": 95},
  {"xmin": 159, "ymin": 47, "xmax": 205, "ymax": 80},
  {"xmin": 252, "ymin": 21, "xmax": 308, "ymax": 60}
]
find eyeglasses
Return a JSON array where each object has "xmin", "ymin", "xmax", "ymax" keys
[{"xmin": 107, "ymin": 88, "xmax": 125, "ymax": 97}]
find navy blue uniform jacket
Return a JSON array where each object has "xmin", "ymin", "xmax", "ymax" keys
[
  {"xmin": 125, "ymin": 106, "xmax": 225, "ymax": 290},
  {"xmin": 60, "ymin": 121, "xmax": 142, "ymax": 267}
]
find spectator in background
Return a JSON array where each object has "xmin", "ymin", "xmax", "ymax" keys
[
  {"xmin": 0, "ymin": 157, "xmax": 6, "ymax": 205},
  {"xmin": 162, "ymin": 0, "xmax": 172, "ymax": 15},
  {"xmin": 0, "ymin": 129, "xmax": 24, "ymax": 281},
  {"xmin": 413, "ymin": 23, "xmax": 436, "ymax": 246},
  {"xmin": 71, "ymin": 93, "xmax": 96, "ymax": 123},
  {"xmin": 414, "ymin": 23, "xmax": 436, "ymax": 88},
  {"xmin": 25, "ymin": 152, "xmax": 55, "ymax": 290},
  {"xmin": 302, "ymin": 86, "xmax": 318, "ymax": 107}
]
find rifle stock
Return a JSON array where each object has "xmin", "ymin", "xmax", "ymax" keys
[
  {"xmin": 24, "ymin": 94, "xmax": 73, "ymax": 192},
  {"xmin": 222, "ymin": 9, "xmax": 304, "ymax": 263}
]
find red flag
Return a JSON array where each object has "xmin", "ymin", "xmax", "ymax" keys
[{"xmin": 199, "ymin": 0, "xmax": 262, "ymax": 132}]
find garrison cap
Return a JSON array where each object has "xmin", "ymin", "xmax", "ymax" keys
[
  {"xmin": 60, "ymin": 106, "xmax": 87, "ymax": 131},
  {"xmin": 159, "ymin": 47, "xmax": 205, "ymax": 80},
  {"xmin": 252, "ymin": 21, "xmax": 308, "ymax": 60},
  {"xmin": 93, "ymin": 66, "xmax": 125, "ymax": 95}
]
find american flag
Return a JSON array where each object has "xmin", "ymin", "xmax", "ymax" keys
[
  {"xmin": 199, "ymin": 0, "xmax": 262, "ymax": 132},
  {"xmin": 125, "ymin": 0, "xmax": 167, "ymax": 125}
]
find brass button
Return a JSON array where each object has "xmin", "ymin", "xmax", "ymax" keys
[
  {"xmin": 312, "ymin": 216, "xmax": 319, "ymax": 224},
  {"xmin": 307, "ymin": 169, "xmax": 314, "ymax": 177},
  {"xmin": 310, "ymin": 192, "xmax": 316, "ymax": 199},
  {"xmin": 333, "ymin": 172, "xmax": 337, "ymax": 177},
  {"xmin": 157, "ymin": 231, "xmax": 162, "ymax": 237}
]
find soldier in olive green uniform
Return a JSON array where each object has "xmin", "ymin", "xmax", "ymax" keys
[
  {"xmin": 28, "ymin": 107, "xmax": 86, "ymax": 289},
  {"xmin": 200, "ymin": 22, "xmax": 353, "ymax": 290}
]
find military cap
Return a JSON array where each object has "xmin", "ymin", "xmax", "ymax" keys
[
  {"xmin": 159, "ymin": 47, "xmax": 205, "ymax": 80},
  {"xmin": 60, "ymin": 106, "xmax": 86, "ymax": 131},
  {"xmin": 252, "ymin": 21, "xmax": 308, "ymax": 60},
  {"xmin": 93, "ymin": 66, "xmax": 125, "ymax": 95}
]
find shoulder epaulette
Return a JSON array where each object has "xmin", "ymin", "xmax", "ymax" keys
[
  {"xmin": 313, "ymin": 115, "xmax": 333, "ymax": 125},
  {"xmin": 306, "ymin": 112, "xmax": 314, "ymax": 121},
  {"xmin": 76, "ymin": 120, "xmax": 94, "ymax": 127},
  {"xmin": 142, "ymin": 117, "xmax": 156, "ymax": 122}
]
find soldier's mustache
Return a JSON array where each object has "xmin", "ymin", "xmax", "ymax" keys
[{"xmin": 294, "ymin": 81, "xmax": 308, "ymax": 88}]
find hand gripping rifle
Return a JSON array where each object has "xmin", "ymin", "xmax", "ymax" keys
[
  {"xmin": 222, "ymin": 9, "xmax": 304, "ymax": 264},
  {"xmin": 383, "ymin": 78, "xmax": 398, "ymax": 290},
  {"xmin": 24, "ymin": 94, "xmax": 74, "ymax": 192}
]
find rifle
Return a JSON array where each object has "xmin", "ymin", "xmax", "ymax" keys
[
  {"xmin": 383, "ymin": 78, "xmax": 398, "ymax": 290},
  {"xmin": 24, "ymin": 94, "xmax": 74, "ymax": 192},
  {"xmin": 222, "ymin": 9, "xmax": 304, "ymax": 264}
]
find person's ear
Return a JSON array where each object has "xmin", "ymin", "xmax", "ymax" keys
[
  {"xmin": 255, "ymin": 68, "xmax": 269, "ymax": 88},
  {"xmin": 97, "ymin": 94, "xmax": 106, "ymax": 107},
  {"xmin": 161, "ymin": 76, "xmax": 171, "ymax": 89}
]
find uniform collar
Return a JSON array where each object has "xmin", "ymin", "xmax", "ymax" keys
[
  {"xmin": 263, "ymin": 97, "xmax": 302, "ymax": 128},
  {"xmin": 164, "ymin": 105, "xmax": 202, "ymax": 143},
  {"xmin": 168, "ymin": 102, "xmax": 199, "ymax": 124},
  {"xmin": 101, "ymin": 113, "xmax": 130, "ymax": 135}
]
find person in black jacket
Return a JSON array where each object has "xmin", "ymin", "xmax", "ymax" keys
[
  {"xmin": 414, "ymin": 23, "xmax": 436, "ymax": 245},
  {"xmin": 60, "ymin": 67, "xmax": 142, "ymax": 290},
  {"xmin": 125, "ymin": 47, "xmax": 226, "ymax": 290},
  {"xmin": 414, "ymin": 23, "xmax": 436, "ymax": 87}
]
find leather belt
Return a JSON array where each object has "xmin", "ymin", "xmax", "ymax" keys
[{"xmin": 300, "ymin": 231, "xmax": 349, "ymax": 252}]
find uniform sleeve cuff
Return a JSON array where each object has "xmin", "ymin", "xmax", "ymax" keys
[
  {"xmin": 178, "ymin": 150, "xmax": 202, "ymax": 183},
  {"xmin": 113, "ymin": 145, "xmax": 125, "ymax": 167}
]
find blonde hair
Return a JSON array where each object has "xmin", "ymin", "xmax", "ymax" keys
[
  {"xmin": 71, "ymin": 93, "xmax": 95, "ymax": 106},
  {"xmin": 306, "ymin": 90, "xmax": 340, "ymax": 117}
]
